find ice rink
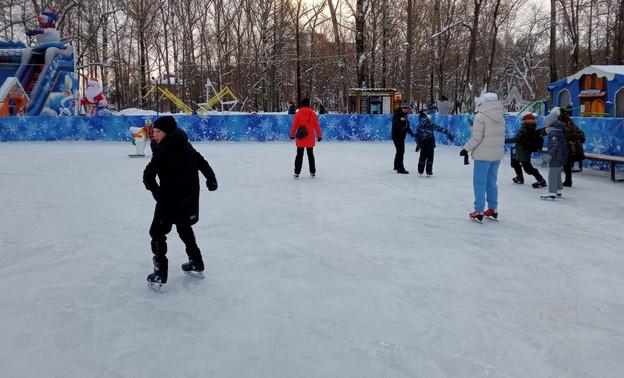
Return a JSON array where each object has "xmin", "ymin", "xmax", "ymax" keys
[{"xmin": 1, "ymin": 141, "xmax": 623, "ymax": 377}]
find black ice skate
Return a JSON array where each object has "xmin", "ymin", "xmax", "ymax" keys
[
  {"xmin": 182, "ymin": 260, "xmax": 205, "ymax": 279},
  {"xmin": 532, "ymin": 179, "xmax": 547, "ymax": 188},
  {"xmin": 147, "ymin": 257, "xmax": 168, "ymax": 292}
]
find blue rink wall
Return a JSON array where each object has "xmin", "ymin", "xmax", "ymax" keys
[{"xmin": 1, "ymin": 114, "xmax": 623, "ymax": 174}]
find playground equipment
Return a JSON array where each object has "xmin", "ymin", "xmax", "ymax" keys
[
  {"xmin": 197, "ymin": 78, "xmax": 238, "ymax": 112},
  {"xmin": 0, "ymin": 9, "xmax": 78, "ymax": 116},
  {"xmin": 0, "ymin": 77, "xmax": 28, "ymax": 115},
  {"xmin": 144, "ymin": 85, "xmax": 195, "ymax": 114}
]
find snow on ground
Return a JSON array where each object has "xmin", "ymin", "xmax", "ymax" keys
[{"xmin": 1, "ymin": 141, "xmax": 623, "ymax": 377}]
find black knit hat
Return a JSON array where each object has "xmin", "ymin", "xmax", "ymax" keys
[{"xmin": 153, "ymin": 116, "xmax": 177, "ymax": 134}]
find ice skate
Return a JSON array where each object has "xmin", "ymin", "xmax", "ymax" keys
[
  {"xmin": 182, "ymin": 260, "xmax": 205, "ymax": 279},
  {"xmin": 483, "ymin": 208, "xmax": 498, "ymax": 220},
  {"xmin": 512, "ymin": 176, "xmax": 524, "ymax": 184},
  {"xmin": 147, "ymin": 271, "xmax": 167, "ymax": 292},
  {"xmin": 147, "ymin": 256, "xmax": 167, "ymax": 292},
  {"xmin": 540, "ymin": 194, "xmax": 557, "ymax": 200},
  {"xmin": 469, "ymin": 211, "xmax": 484, "ymax": 223},
  {"xmin": 532, "ymin": 179, "xmax": 547, "ymax": 188}
]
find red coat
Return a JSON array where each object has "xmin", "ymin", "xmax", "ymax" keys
[{"xmin": 290, "ymin": 106, "xmax": 322, "ymax": 147}]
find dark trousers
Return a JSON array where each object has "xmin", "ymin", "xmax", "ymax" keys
[
  {"xmin": 563, "ymin": 162, "xmax": 573, "ymax": 184},
  {"xmin": 511, "ymin": 157, "xmax": 543, "ymax": 181},
  {"xmin": 393, "ymin": 138, "xmax": 405, "ymax": 170},
  {"xmin": 294, "ymin": 147, "xmax": 316, "ymax": 174},
  {"xmin": 149, "ymin": 218, "xmax": 202, "ymax": 268},
  {"xmin": 418, "ymin": 146, "xmax": 435, "ymax": 175}
]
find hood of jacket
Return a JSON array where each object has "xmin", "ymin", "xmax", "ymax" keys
[
  {"xmin": 549, "ymin": 119, "xmax": 566, "ymax": 131},
  {"xmin": 476, "ymin": 101, "xmax": 504, "ymax": 122}
]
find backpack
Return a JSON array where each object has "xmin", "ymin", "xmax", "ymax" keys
[{"xmin": 522, "ymin": 128, "xmax": 544, "ymax": 153}]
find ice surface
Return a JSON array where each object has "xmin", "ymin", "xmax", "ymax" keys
[{"xmin": 1, "ymin": 141, "xmax": 623, "ymax": 377}]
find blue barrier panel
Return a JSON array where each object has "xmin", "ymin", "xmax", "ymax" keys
[{"xmin": 1, "ymin": 114, "xmax": 622, "ymax": 172}]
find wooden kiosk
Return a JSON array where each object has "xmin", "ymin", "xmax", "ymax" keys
[{"xmin": 348, "ymin": 88, "xmax": 403, "ymax": 114}]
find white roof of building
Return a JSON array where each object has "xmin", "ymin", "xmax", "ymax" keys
[
  {"xmin": 0, "ymin": 77, "xmax": 20, "ymax": 100},
  {"xmin": 568, "ymin": 65, "xmax": 624, "ymax": 83}
]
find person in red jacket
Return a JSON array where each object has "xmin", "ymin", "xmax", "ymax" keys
[{"xmin": 289, "ymin": 98, "xmax": 322, "ymax": 177}]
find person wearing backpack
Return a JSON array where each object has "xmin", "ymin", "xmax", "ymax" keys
[
  {"xmin": 559, "ymin": 104, "xmax": 585, "ymax": 187},
  {"xmin": 505, "ymin": 114, "xmax": 546, "ymax": 188}
]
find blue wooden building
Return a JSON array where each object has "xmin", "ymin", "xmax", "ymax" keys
[{"xmin": 547, "ymin": 65, "xmax": 624, "ymax": 118}]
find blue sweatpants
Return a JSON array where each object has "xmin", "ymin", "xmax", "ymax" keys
[{"xmin": 473, "ymin": 160, "xmax": 501, "ymax": 212}]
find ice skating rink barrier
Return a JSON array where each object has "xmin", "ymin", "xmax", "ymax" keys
[{"xmin": 1, "ymin": 114, "xmax": 622, "ymax": 174}]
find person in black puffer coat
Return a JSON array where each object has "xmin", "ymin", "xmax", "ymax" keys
[
  {"xmin": 143, "ymin": 116, "xmax": 218, "ymax": 289},
  {"xmin": 505, "ymin": 114, "xmax": 546, "ymax": 188},
  {"xmin": 391, "ymin": 101, "xmax": 415, "ymax": 174},
  {"xmin": 559, "ymin": 105, "xmax": 585, "ymax": 187}
]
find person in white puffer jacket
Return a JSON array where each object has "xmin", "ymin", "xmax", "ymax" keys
[{"xmin": 459, "ymin": 92, "xmax": 506, "ymax": 222}]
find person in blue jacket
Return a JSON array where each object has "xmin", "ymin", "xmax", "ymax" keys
[
  {"xmin": 414, "ymin": 109, "xmax": 453, "ymax": 176},
  {"xmin": 541, "ymin": 108, "xmax": 568, "ymax": 200}
]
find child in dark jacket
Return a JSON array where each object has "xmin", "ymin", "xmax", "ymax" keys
[
  {"xmin": 414, "ymin": 110, "xmax": 453, "ymax": 176},
  {"xmin": 142, "ymin": 116, "xmax": 218, "ymax": 291},
  {"xmin": 541, "ymin": 108, "xmax": 567, "ymax": 200},
  {"xmin": 505, "ymin": 114, "xmax": 546, "ymax": 188}
]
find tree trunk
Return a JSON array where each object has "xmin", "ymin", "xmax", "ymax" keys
[
  {"xmin": 550, "ymin": 0, "xmax": 557, "ymax": 82},
  {"xmin": 381, "ymin": 0, "xmax": 389, "ymax": 88},
  {"xmin": 328, "ymin": 0, "xmax": 347, "ymax": 112},
  {"xmin": 462, "ymin": 0, "xmax": 482, "ymax": 107},
  {"xmin": 355, "ymin": 0, "xmax": 367, "ymax": 88},
  {"xmin": 617, "ymin": 0, "xmax": 624, "ymax": 63},
  {"xmin": 485, "ymin": 0, "xmax": 502, "ymax": 89},
  {"xmin": 404, "ymin": 0, "xmax": 413, "ymax": 103}
]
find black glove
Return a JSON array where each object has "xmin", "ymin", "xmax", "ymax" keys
[
  {"xmin": 150, "ymin": 190, "xmax": 159, "ymax": 201},
  {"xmin": 447, "ymin": 131, "xmax": 454, "ymax": 141},
  {"xmin": 415, "ymin": 144, "xmax": 420, "ymax": 152},
  {"xmin": 459, "ymin": 149, "xmax": 468, "ymax": 157},
  {"xmin": 207, "ymin": 180, "xmax": 218, "ymax": 191},
  {"xmin": 290, "ymin": 137, "xmax": 294, "ymax": 140},
  {"xmin": 318, "ymin": 137, "xmax": 322, "ymax": 142}
]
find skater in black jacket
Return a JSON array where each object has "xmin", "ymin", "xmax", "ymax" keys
[
  {"xmin": 505, "ymin": 114, "xmax": 546, "ymax": 188},
  {"xmin": 391, "ymin": 101, "xmax": 415, "ymax": 174},
  {"xmin": 142, "ymin": 116, "xmax": 218, "ymax": 291},
  {"xmin": 414, "ymin": 109, "xmax": 453, "ymax": 176}
]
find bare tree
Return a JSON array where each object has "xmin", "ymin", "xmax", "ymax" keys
[
  {"xmin": 615, "ymin": 0, "xmax": 624, "ymax": 63},
  {"xmin": 550, "ymin": 0, "xmax": 558, "ymax": 82},
  {"xmin": 355, "ymin": 0, "xmax": 368, "ymax": 88}
]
